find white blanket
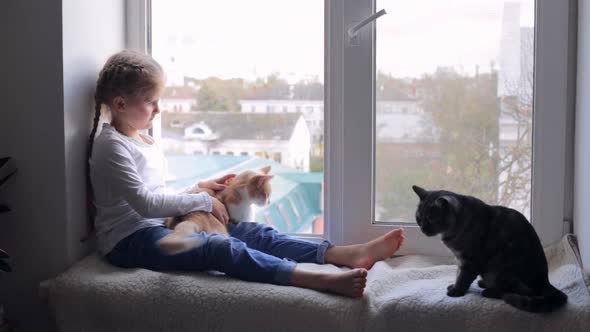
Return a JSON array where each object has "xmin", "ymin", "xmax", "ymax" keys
[{"xmin": 43, "ymin": 234, "xmax": 590, "ymax": 332}]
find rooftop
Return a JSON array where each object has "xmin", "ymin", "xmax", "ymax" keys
[{"xmin": 162, "ymin": 112, "xmax": 304, "ymax": 141}]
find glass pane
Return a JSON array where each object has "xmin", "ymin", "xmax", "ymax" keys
[
  {"xmin": 152, "ymin": 0, "xmax": 324, "ymax": 235},
  {"xmin": 375, "ymin": 0, "xmax": 534, "ymax": 222}
]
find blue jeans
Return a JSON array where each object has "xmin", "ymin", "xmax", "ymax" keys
[{"xmin": 105, "ymin": 222, "xmax": 332, "ymax": 285}]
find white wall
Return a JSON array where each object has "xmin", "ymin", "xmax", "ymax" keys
[
  {"xmin": 576, "ymin": 0, "xmax": 590, "ymax": 274},
  {"xmin": 0, "ymin": 1, "xmax": 125, "ymax": 330},
  {"xmin": 63, "ymin": 0, "xmax": 125, "ymax": 259}
]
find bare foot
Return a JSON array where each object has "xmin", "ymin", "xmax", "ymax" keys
[
  {"xmin": 325, "ymin": 228, "xmax": 405, "ymax": 269},
  {"xmin": 290, "ymin": 268, "xmax": 368, "ymax": 298},
  {"xmin": 322, "ymin": 268, "xmax": 368, "ymax": 298}
]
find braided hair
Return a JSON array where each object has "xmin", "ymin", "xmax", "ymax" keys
[{"xmin": 83, "ymin": 50, "xmax": 164, "ymax": 241}]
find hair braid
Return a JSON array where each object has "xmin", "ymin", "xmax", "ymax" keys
[
  {"xmin": 82, "ymin": 91, "xmax": 103, "ymax": 242},
  {"xmin": 88, "ymin": 98, "xmax": 102, "ymax": 161}
]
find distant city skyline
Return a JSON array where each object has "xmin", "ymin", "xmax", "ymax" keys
[{"xmin": 152, "ymin": 0, "xmax": 534, "ymax": 83}]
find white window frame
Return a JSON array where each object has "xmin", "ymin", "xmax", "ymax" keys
[
  {"xmin": 328, "ymin": 0, "xmax": 575, "ymax": 255},
  {"xmin": 126, "ymin": 0, "xmax": 150, "ymax": 55},
  {"xmin": 127, "ymin": 0, "xmax": 575, "ymax": 255}
]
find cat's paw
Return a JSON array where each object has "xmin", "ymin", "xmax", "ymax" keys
[
  {"xmin": 446, "ymin": 284, "xmax": 467, "ymax": 297},
  {"xmin": 477, "ymin": 280, "xmax": 487, "ymax": 288}
]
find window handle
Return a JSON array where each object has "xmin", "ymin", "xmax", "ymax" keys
[{"xmin": 347, "ymin": 9, "xmax": 387, "ymax": 46}]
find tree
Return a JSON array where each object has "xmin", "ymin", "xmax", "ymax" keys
[
  {"xmin": 195, "ymin": 77, "xmax": 243, "ymax": 111},
  {"xmin": 494, "ymin": 31, "xmax": 534, "ymax": 216},
  {"xmin": 418, "ymin": 69, "xmax": 500, "ymax": 203},
  {"xmin": 375, "ymin": 144, "xmax": 445, "ymax": 221},
  {"xmin": 374, "ymin": 69, "xmax": 501, "ymax": 221},
  {"xmin": 242, "ymin": 73, "xmax": 290, "ymax": 99}
]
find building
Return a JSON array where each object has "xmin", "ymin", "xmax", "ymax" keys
[
  {"xmin": 239, "ymin": 95, "xmax": 429, "ymax": 145},
  {"xmin": 375, "ymin": 87, "xmax": 435, "ymax": 144},
  {"xmin": 160, "ymin": 111, "xmax": 311, "ymax": 171},
  {"xmin": 160, "ymin": 85, "xmax": 199, "ymax": 113},
  {"xmin": 239, "ymin": 99, "xmax": 324, "ymax": 143}
]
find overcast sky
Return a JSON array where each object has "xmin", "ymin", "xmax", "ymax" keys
[{"xmin": 152, "ymin": 0, "xmax": 534, "ymax": 83}]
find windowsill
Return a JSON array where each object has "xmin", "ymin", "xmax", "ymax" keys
[{"xmin": 42, "ymin": 235, "xmax": 588, "ymax": 331}]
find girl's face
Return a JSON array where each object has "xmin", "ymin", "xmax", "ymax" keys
[{"xmin": 113, "ymin": 86, "xmax": 163, "ymax": 132}]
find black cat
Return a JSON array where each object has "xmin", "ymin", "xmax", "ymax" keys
[{"xmin": 412, "ymin": 185, "xmax": 567, "ymax": 313}]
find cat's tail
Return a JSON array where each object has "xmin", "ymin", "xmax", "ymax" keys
[
  {"xmin": 502, "ymin": 284, "xmax": 568, "ymax": 313},
  {"xmin": 157, "ymin": 234, "xmax": 207, "ymax": 255}
]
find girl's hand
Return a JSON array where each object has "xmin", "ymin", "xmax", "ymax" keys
[
  {"xmin": 198, "ymin": 174, "xmax": 236, "ymax": 192},
  {"xmin": 210, "ymin": 197, "xmax": 229, "ymax": 225}
]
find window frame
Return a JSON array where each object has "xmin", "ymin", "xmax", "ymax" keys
[
  {"xmin": 329, "ymin": 0, "xmax": 575, "ymax": 253},
  {"xmin": 128, "ymin": 0, "xmax": 575, "ymax": 254}
]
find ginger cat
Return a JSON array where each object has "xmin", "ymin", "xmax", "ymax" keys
[{"xmin": 158, "ymin": 166, "xmax": 274, "ymax": 254}]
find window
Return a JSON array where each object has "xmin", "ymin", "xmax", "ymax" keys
[
  {"xmin": 376, "ymin": 0, "xmax": 536, "ymax": 223},
  {"xmin": 148, "ymin": 0, "xmax": 324, "ymax": 237},
  {"xmin": 328, "ymin": 0, "xmax": 573, "ymax": 251},
  {"xmin": 129, "ymin": 0, "xmax": 573, "ymax": 253}
]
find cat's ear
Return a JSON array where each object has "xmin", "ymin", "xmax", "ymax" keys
[
  {"xmin": 434, "ymin": 195, "xmax": 459, "ymax": 212},
  {"xmin": 412, "ymin": 185, "xmax": 428, "ymax": 200},
  {"xmin": 253, "ymin": 175, "xmax": 274, "ymax": 188},
  {"xmin": 224, "ymin": 174, "xmax": 236, "ymax": 185},
  {"xmin": 260, "ymin": 165, "xmax": 272, "ymax": 174}
]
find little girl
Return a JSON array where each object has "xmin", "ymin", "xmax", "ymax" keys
[{"xmin": 88, "ymin": 50, "xmax": 405, "ymax": 298}]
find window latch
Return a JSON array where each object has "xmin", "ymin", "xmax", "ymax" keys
[{"xmin": 347, "ymin": 9, "xmax": 387, "ymax": 46}]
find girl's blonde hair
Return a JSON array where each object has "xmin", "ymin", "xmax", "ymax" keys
[{"xmin": 84, "ymin": 50, "xmax": 165, "ymax": 240}]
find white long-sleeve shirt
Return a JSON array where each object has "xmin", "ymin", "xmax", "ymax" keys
[{"xmin": 89, "ymin": 123, "xmax": 212, "ymax": 255}]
